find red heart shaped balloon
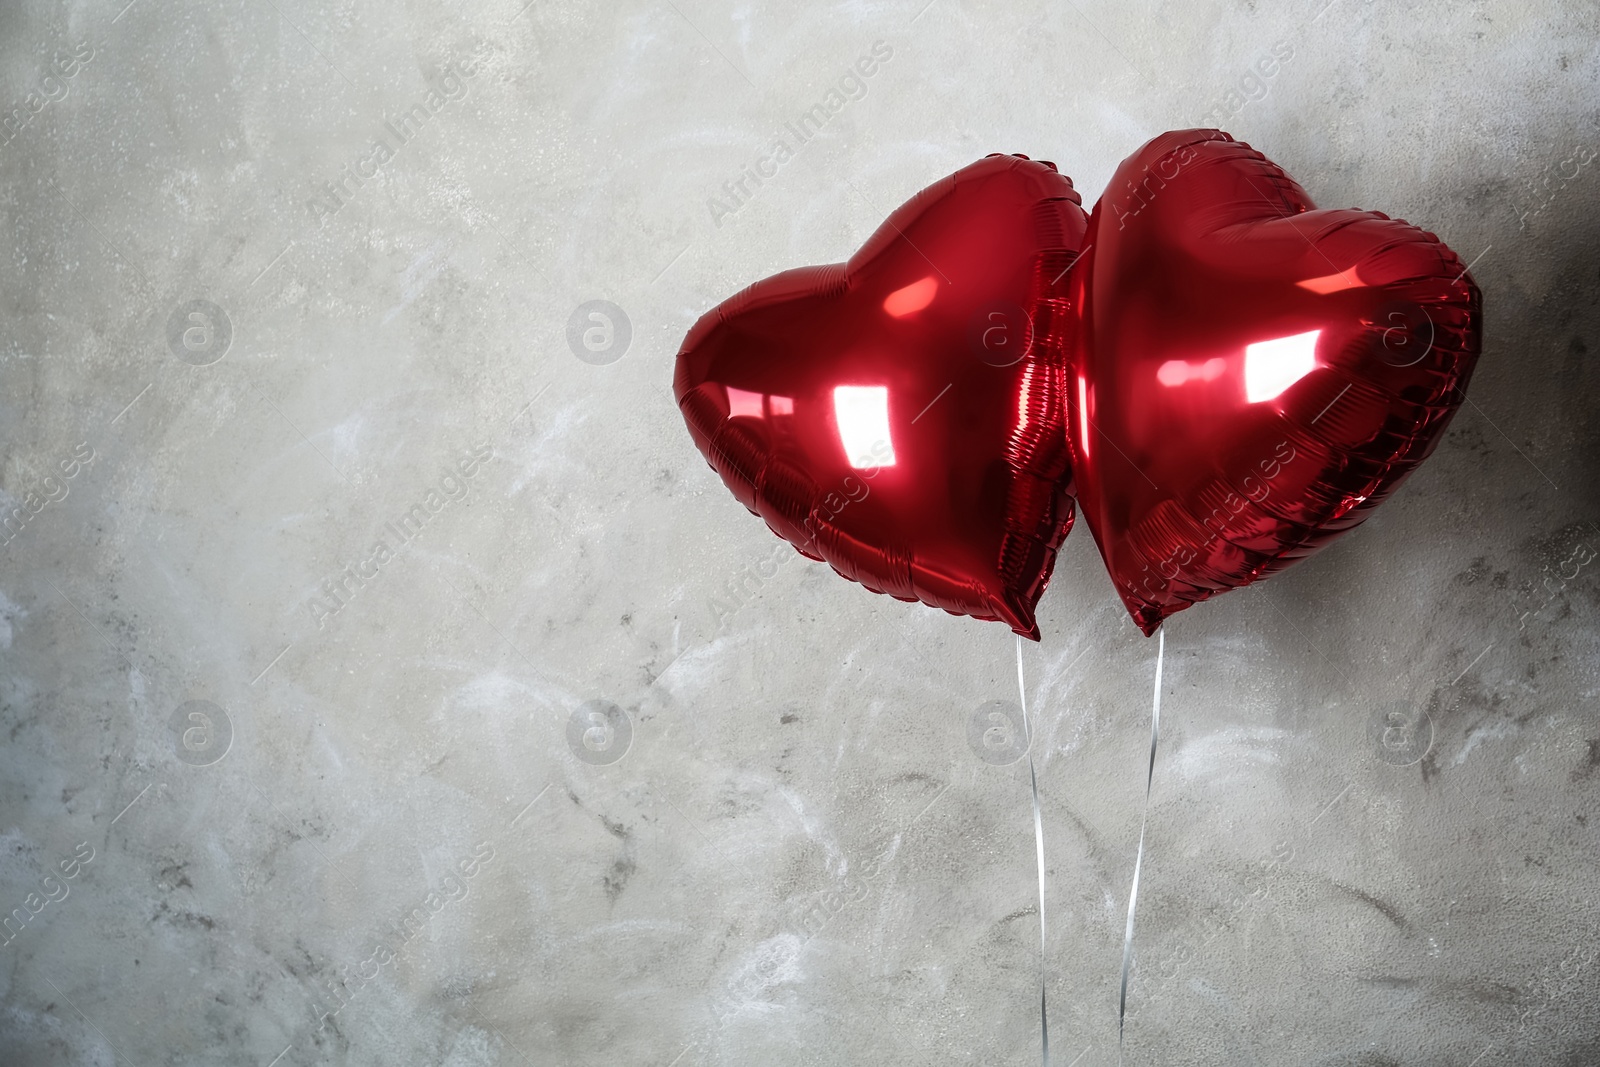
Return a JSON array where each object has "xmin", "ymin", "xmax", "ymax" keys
[
  {"xmin": 1065, "ymin": 129, "xmax": 1483, "ymax": 635},
  {"xmin": 675, "ymin": 155, "xmax": 1088, "ymax": 638}
]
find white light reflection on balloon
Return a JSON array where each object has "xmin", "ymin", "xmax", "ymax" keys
[
  {"xmin": 833, "ymin": 385, "xmax": 896, "ymax": 468},
  {"xmin": 1244, "ymin": 329, "xmax": 1321, "ymax": 402}
]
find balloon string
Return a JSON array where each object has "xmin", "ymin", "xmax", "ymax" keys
[
  {"xmin": 1016, "ymin": 634, "xmax": 1050, "ymax": 1067},
  {"xmin": 1117, "ymin": 625, "xmax": 1164, "ymax": 1064}
]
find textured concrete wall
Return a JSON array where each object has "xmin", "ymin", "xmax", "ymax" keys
[{"xmin": 1, "ymin": 1, "xmax": 1596, "ymax": 1064}]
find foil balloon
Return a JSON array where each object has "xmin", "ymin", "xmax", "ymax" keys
[
  {"xmin": 1065, "ymin": 129, "xmax": 1483, "ymax": 635},
  {"xmin": 675, "ymin": 154, "xmax": 1087, "ymax": 638}
]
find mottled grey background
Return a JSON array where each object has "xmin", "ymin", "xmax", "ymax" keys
[{"xmin": 1, "ymin": 0, "xmax": 1597, "ymax": 1064}]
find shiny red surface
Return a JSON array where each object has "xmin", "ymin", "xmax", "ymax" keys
[
  {"xmin": 674, "ymin": 154, "xmax": 1086, "ymax": 638},
  {"xmin": 1065, "ymin": 129, "xmax": 1482, "ymax": 635}
]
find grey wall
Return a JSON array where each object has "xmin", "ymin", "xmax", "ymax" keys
[{"xmin": 1, "ymin": 1, "xmax": 1597, "ymax": 1064}]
